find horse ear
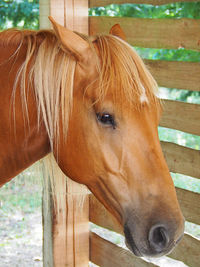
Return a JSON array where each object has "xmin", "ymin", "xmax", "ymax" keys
[
  {"xmin": 49, "ymin": 16, "xmax": 89, "ymax": 61},
  {"xmin": 109, "ymin": 24, "xmax": 126, "ymax": 41}
]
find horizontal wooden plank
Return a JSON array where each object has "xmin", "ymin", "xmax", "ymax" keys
[
  {"xmin": 144, "ymin": 59, "xmax": 200, "ymax": 91},
  {"xmin": 89, "ymin": 0, "xmax": 200, "ymax": 7},
  {"xmin": 90, "ymin": 232, "xmax": 159, "ymax": 267},
  {"xmin": 89, "ymin": 194, "xmax": 123, "ymax": 234},
  {"xmin": 160, "ymin": 100, "xmax": 200, "ymax": 136},
  {"xmin": 161, "ymin": 141, "xmax": 200, "ymax": 179},
  {"xmin": 89, "ymin": 16, "xmax": 200, "ymax": 50},
  {"xmin": 90, "ymin": 187, "xmax": 200, "ymax": 229},
  {"xmin": 176, "ymin": 188, "xmax": 200, "ymax": 226},
  {"xmin": 169, "ymin": 233, "xmax": 200, "ymax": 267}
]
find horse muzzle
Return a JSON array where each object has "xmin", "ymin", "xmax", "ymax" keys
[{"xmin": 123, "ymin": 218, "xmax": 185, "ymax": 258}]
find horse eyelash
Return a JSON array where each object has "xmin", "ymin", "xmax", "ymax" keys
[{"xmin": 96, "ymin": 112, "xmax": 116, "ymax": 129}]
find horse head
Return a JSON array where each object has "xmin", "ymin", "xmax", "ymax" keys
[{"xmin": 49, "ymin": 17, "xmax": 184, "ymax": 258}]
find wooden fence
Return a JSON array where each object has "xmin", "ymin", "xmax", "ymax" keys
[{"xmin": 40, "ymin": 0, "xmax": 200, "ymax": 266}]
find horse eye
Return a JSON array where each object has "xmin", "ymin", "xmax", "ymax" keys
[{"xmin": 96, "ymin": 113, "xmax": 116, "ymax": 129}]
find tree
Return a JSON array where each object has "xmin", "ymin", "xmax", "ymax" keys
[{"xmin": 0, "ymin": 0, "xmax": 39, "ymax": 30}]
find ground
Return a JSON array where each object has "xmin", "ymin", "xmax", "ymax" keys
[
  {"xmin": 0, "ymin": 209, "xmax": 42, "ymax": 267},
  {"xmin": 0, "ymin": 175, "xmax": 43, "ymax": 267}
]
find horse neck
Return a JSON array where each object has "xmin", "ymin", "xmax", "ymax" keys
[{"xmin": 0, "ymin": 32, "xmax": 50, "ymax": 186}]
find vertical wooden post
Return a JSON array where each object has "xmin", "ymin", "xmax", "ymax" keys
[
  {"xmin": 51, "ymin": 177, "xmax": 89, "ymax": 267},
  {"xmin": 40, "ymin": 1, "xmax": 89, "ymax": 266}
]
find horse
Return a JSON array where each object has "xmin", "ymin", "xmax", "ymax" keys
[{"xmin": 0, "ymin": 16, "xmax": 184, "ymax": 258}]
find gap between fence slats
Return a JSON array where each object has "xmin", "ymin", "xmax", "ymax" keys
[
  {"xmin": 160, "ymin": 100, "xmax": 200, "ymax": 136},
  {"xmin": 89, "ymin": 16, "xmax": 200, "ymax": 50},
  {"xmin": 89, "ymin": 0, "xmax": 200, "ymax": 7},
  {"xmin": 90, "ymin": 232, "xmax": 159, "ymax": 267},
  {"xmin": 144, "ymin": 60, "xmax": 200, "ymax": 91},
  {"xmin": 161, "ymin": 141, "xmax": 200, "ymax": 179}
]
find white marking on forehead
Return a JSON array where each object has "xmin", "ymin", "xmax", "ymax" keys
[{"xmin": 140, "ymin": 84, "xmax": 149, "ymax": 103}]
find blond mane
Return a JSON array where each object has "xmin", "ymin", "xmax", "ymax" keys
[
  {"xmin": 93, "ymin": 35, "xmax": 159, "ymax": 108},
  {"xmin": 1, "ymin": 29, "xmax": 160, "ymax": 210}
]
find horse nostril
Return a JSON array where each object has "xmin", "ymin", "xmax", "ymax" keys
[{"xmin": 148, "ymin": 224, "xmax": 170, "ymax": 252}]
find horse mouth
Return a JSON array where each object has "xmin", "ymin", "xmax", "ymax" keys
[
  {"xmin": 125, "ymin": 238, "xmax": 142, "ymax": 257},
  {"xmin": 124, "ymin": 223, "xmax": 142, "ymax": 257}
]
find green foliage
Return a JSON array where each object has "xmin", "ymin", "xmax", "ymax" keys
[
  {"xmin": 135, "ymin": 47, "xmax": 200, "ymax": 62},
  {"xmin": 172, "ymin": 173, "xmax": 200, "ymax": 193},
  {"xmin": 89, "ymin": 2, "xmax": 200, "ymax": 19},
  {"xmin": 0, "ymin": 165, "xmax": 42, "ymax": 213},
  {"xmin": 0, "ymin": 176, "xmax": 42, "ymax": 214},
  {"xmin": 159, "ymin": 88, "xmax": 200, "ymax": 104},
  {"xmin": 158, "ymin": 127, "xmax": 200, "ymax": 150},
  {"xmin": 0, "ymin": 0, "xmax": 39, "ymax": 30}
]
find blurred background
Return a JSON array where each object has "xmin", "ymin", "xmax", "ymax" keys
[{"xmin": 0, "ymin": 1, "xmax": 200, "ymax": 266}]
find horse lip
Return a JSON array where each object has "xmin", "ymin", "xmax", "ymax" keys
[
  {"xmin": 125, "ymin": 238, "xmax": 142, "ymax": 257},
  {"xmin": 124, "ymin": 223, "xmax": 142, "ymax": 257},
  {"xmin": 175, "ymin": 232, "xmax": 184, "ymax": 245},
  {"xmin": 162, "ymin": 232, "xmax": 185, "ymax": 256}
]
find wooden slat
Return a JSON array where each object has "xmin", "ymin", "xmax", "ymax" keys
[
  {"xmin": 89, "ymin": 0, "xmax": 200, "ymax": 7},
  {"xmin": 169, "ymin": 233, "xmax": 200, "ymax": 267},
  {"xmin": 90, "ymin": 193, "xmax": 123, "ymax": 234},
  {"xmin": 160, "ymin": 99, "xmax": 200, "ymax": 136},
  {"xmin": 144, "ymin": 59, "xmax": 200, "ymax": 91},
  {"xmin": 161, "ymin": 141, "xmax": 200, "ymax": 179},
  {"xmin": 89, "ymin": 16, "xmax": 200, "ymax": 50},
  {"xmin": 90, "ymin": 187, "xmax": 200, "ymax": 230},
  {"xmin": 90, "ymin": 232, "xmax": 159, "ymax": 267},
  {"xmin": 176, "ymin": 188, "xmax": 200, "ymax": 226}
]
